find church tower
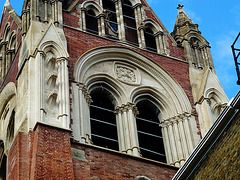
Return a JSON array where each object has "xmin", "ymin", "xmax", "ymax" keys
[
  {"xmin": 171, "ymin": 5, "xmax": 229, "ymax": 136},
  {"xmin": 0, "ymin": 1, "xmax": 228, "ymax": 179}
]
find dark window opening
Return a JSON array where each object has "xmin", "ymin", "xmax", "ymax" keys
[
  {"xmin": 136, "ymin": 100, "xmax": 166, "ymax": 163},
  {"xmin": 144, "ymin": 28, "xmax": 157, "ymax": 52},
  {"xmin": 103, "ymin": 0, "xmax": 119, "ymax": 39},
  {"xmin": 86, "ymin": 10, "xmax": 98, "ymax": 35},
  {"xmin": 0, "ymin": 142, "xmax": 6, "ymax": 180},
  {"xmin": 122, "ymin": 0, "xmax": 138, "ymax": 46},
  {"xmin": 7, "ymin": 110, "xmax": 15, "ymax": 143},
  {"xmin": 90, "ymin": 86, "xmax": 119, "ymax": 151}
]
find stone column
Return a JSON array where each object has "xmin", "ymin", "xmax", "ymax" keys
[
  {"xmin": 172, "ymin": 118, "xmax": 184, "ymax": 166},
  {"xmin": 55, "ymin": 0, "xmax": 59, "ymax": 24},
  {"xmin": 115, "ymin": 106, "xmax": 126, "ymax": 152},
  {"xmin": 44, "ymin": 0, "xmax": 48, "ymax": 23},
  {"xmin": 126, "ymin": 103, "xmax": 140, "ymax": 156},
  {"xmin": 133, "ymin": 3, "xmax": 142, "ymax": 48},
  {"xmin": 114, "ymin": 0, "xmax": 125, "ymax": 41},
  {"xmin": 160, "ymin": 122, "xmax": 173, "ymax": 164},
  {"xmin": 22, "ymin": 10, "xmax": 27, "ymax": 36},
  {"xmin": 115, "ymin": 102, "xmax": 140, "ymax": 156},
  {"xmin": 81, "ymin": 8, "xmax": 87, "ymax": 32},
  {"xmin": 138, "ymin": 26, "xmax": 146, "ymax": 49},
  {"xmin": 154, "ymin": 31, "xmax": 165, "ymax": 54},
  {"xmin": 178, "ymin": 117, "xmax": 189, "ymax": 159},
  {"xmin": 56, "ymin": 57, "xmax": 70, "ymax": 129},
  {"xmin": 39, "ymin": 52, "xmax": 45, "ymax": 123},
  {"xmin": 1, "ymin": 42, "xmax": 7, "ymax": 78},
  {"xmin": 182, "ymin": 113, "xmax": 194, "ymax": 153},
  {"xmin": 97, "ymin": 13, "xmax": 106, "ymax": 37},
  {"xmin": 77, "ymin": 83, "xmax": 93, "ymax": 144},
  {"xmin": 26, "ymin": 4, "xmax": 31, "ymax": 30},
  {"xmin": 51, "ymin": 0, "xmax": 56, "ymax": 22}
]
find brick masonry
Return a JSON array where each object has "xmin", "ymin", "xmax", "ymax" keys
[
  {"xmin": 192, "ymin": 113, "xmax": 240, "ymax": 179},
  {"xmin": 7, "ymin": 124, "xmax": 75, "ymax": 179},
  {"xmin": 71, "ymin": 142, "xmax": 178, "ymax": 180}
]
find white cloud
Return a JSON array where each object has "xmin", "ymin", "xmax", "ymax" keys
[{"xmin": 211, "ymin": 31, "xmax": 240, "ymax": 98}]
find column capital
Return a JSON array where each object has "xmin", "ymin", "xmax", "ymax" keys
[
  {"xmin": 115, "ymin": 102, "xmax": 139, "ymax": 116},
  {"xmin": 77, "ymin": 83, "xmax": 93, "ymax": 105}
]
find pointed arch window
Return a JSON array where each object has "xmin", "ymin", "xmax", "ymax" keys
[
  {"xmin": 90, "ymin": 85, "xmax": 119, "ymax": 151},
  {"xmin": 122, "ymin": 0, "xmax": 138, "ymax": 45},
  {"xmin": 136, "ymin": 99, "xmax": 166, "ymax": 163},
  {"xmin": 86, "ymin": 10, "xmax": 98, "ymax": 35},
  {"xmin": 144, "ymin": 27, "xmax": 157, "ymax": 52},
  {"xmin": 103, "ymin": 0, "xmax": 118, "ymax": 39}
]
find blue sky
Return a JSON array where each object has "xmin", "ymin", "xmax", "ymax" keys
[{"xmin": 0, "ymin": 0, "xmax": 239, "ymax": 99}]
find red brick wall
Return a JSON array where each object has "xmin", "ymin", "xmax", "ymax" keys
[
  {"xmin": 71, "ymin": 142, "xmax": 178, "ymax": 180},
  {"xmin": 7, "ymin": 132, "xmax": 29, "ymax": 180},
  {"xmin": 7, "ymin": 124, "xmax": 75, "ymax": 180},
  {"xmin": 30, "ymin": 123, "xmax": 74, "ymax": 179}
]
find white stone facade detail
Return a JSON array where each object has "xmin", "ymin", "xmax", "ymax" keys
[{"xmin": 72, "ymin": 46, "xmax": 200, "ymax": 166}]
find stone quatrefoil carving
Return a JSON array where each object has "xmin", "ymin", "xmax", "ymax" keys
[{"xmin": 116, "ymin": 66, "xmax": 136, "ymax": 83}]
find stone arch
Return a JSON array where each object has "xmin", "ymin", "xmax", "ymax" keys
[
  {"xmin": 36, "ymin": 40, "xmax": 70, "ymax": 129},
  {"xmin": 187, "ymin": 32, "xmax": 209, "ymax": 46},
  {"xmin": 39, "ymin": 41, "xmax": 69, "ymax": 59},
  {"xmin": 205, "ymin": 88, "xmax": 228, "ymax": 118},
  {"xmin": 85, "ymin": 74, "xmax": 126, "ymax": 106},
  {"xmin": 3, "ymin": 23, "xmax": 11, "ymax": 42},
  {"xmin": 127, "ymin": 0, "xmax": 141, "ymax": 6},
  {"xmin": 0, "ymin": 82, "xmax": 16, "ymax": 152},
  {"xmin": 72, "ymin": 46, "xmax": 198, "ymax": 165},
  {"xmin": 143, "ymin": 19, "xmax": 163, "ymax": 34},
  {"xmin": 81, "ymin": 0, "xmax": 103, "ymax": 16},
  {"xmin": 0, "ymin": 82, "xmax": 16, "ymax": 115},
  {"xmin": 74, "ymin": 46, "xmax": 192, "ymax": 117},
  {"xmin": 7, "ymin": 31, "xmax": 17, "ymax": 51},
  {"xmin": 131, "ymin": 86, "xmax": 175, "ymax": 120}
]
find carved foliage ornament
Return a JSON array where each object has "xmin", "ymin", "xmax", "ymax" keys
[{"xmin": 116, "ymin": 66, "xmax": 136, "ymax": 83}]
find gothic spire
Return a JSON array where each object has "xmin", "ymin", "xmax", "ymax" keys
[{"xmin": 174, "ymin": 4, "xmax": 195, "ymax": 28}]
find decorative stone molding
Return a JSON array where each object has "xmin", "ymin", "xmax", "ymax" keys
[
  {"xmin": 116, "ymin": 66, "xmax": 136, "ymax": 83},
  {"xmin": 114, "ymin": 63, "xmax": 140, "ymax": 85},
  {"xmin": 160, "ymin": 112, "xmax": 192, "ymax": 127},
  {"xmin": 115, "ymin": 102, "xmax": 139, "ymax": 117},
  {"xmin": 77, "ymin": 83, "xmax": 93, "ymax": 106}
]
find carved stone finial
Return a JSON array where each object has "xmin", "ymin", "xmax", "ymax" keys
[
  {"xmin": 177, "ymin": 4, "xmax": 184, "ymax": 10},
  {"xmin": 4, "ymin": 0, "xmax": 10, "ymax": 7}
]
